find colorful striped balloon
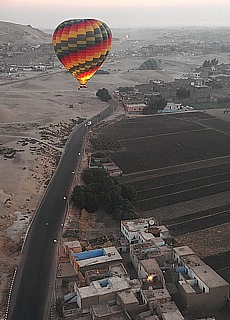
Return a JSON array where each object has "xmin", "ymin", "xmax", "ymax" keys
[{"xmin": 52, "ymin": 19, "xmax": 112, "ymax": 86}]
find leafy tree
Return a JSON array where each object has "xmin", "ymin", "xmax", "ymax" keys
[
  {"xmin": 72, "ymin": 183, "xmax": 101, "ymax": 212},
  {"xmin": 96, "ymin": 88, "xmax": 112, "ymax": 102},
  {"xmin": 71, "ymin": 185, "xmax": 86, "ymax": 210},
  {"xmin": 211, "ymin": 58, "xmax": 218, "ymax": 66},
  {"xmin": 71, "ymin": 168, "xmax": 137, "ymax": 221},
  {"xmin": 203, "ymin": 59, "xmax": 210, "ymax": 68},
  {"xmin": 113, "ymin": 198, "xmax": 137, "ymax": 221},
  {"xmin": 81, "ymin": 168, "xmax": 109, "ymax": 185},
  {"xmin": 121, "ymin": 184, "xmax": 137, "ymax": 202},
  {"xmin": 203, "ymin": 58, "xmax": 218, "ymax": 68},
  {"xmin": 155, "ymin": 97, "xmax": 167, "ymax": 110},
  {"xmin": 143, "ymin": 95, "xmax": 167, "ymax": 114},
  {"xmin": 83, "ymin": 185, "xmax": 100, "ymax": 213},
  {"xmin": 102, "ymin": 181, "xmax": 122, "ymax": 214}
]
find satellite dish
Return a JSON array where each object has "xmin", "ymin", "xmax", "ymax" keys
[{"xmin": 149, "ymin": 220, "xmax": 155, "ymax": 226}]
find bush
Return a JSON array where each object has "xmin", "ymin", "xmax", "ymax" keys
[{"xmin": 96, "ymin": 88, "xmax": 112, "ymax": 102}]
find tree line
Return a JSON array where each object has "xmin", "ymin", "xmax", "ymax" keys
[{"xmin": 71, "ymin": 168, "xmax": 137, "ymax": 221}]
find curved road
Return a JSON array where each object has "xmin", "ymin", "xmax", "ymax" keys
[{"xmin": 8, "ymin": 99, "xmax": 117, "ymax": 320}]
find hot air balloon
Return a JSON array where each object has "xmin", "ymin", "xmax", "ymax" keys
[{"xmin": 52, "ymin": 19, "xmax": 112, "ymax": 88}]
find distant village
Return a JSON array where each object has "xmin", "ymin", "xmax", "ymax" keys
[
  {"xmin": 0, "ymin": 41, "xmax": 55, "ymax": 78},
  {"xmin": 114, "ymin": 59, "xmax": 230, "ymax": 115},
  {"xmin": 1, "ymin": 31, "xmax": 230, "ymax": 114}
]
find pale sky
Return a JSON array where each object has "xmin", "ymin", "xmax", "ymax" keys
[{"xmin": 1, "ymin": 0, "xmax": 230, "ymax": 30}]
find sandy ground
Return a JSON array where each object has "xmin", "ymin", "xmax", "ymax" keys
[
  {"xmin": 0, "ymin": 51, "xmax": 230, "ymax": 316},
  {"xmin": 0, "ymin": 55, "xmax": 151, "ymax": 313}
]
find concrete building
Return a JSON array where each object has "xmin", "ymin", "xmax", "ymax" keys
[
  {"xmin": 173, "ymin": 246, "xmax": 229, "ymax": 314},
  {"xmin": 142, "ymin": 288, "xmax": 185, "ymax": 319},
  {"xmin": 126, "ymin": 102, "xmax": 146, "ymax": 114},
  {"xmin": 130, "ymin": 242, "xmax": 172, "ymax": 272},
  {"xmin": 74, "ymin": 275, "xmax": 141, "ymax": 309},
  {"xmin": 90, "ymin": 303, "xmax": 129, "ymax": 320},
  {"xmin": 69, "ymin": 247, "xmax": 123, "ymax": 277},
  {"xmin": 63, "ymin": 240, "xmax": 82, "ymax": 255},
  {"xmin": 60, "ymin": 219, "xmax": 229, "ymax": 319},
  {"xmin": 163, "ymin": 102, "xmax": 194, "ymax": 113},
  {"xmin": 143, "ymin": 287, "xmax": 171, "ymax": 309},
  {"xmin": 156, "ymin": 301, "xmax": 185, "ymax": 320},
  {"xmin": 121, "ymin": 218, "xmax": 169, "ymax": 244},
  {"xmin": 117, "ymin": 289, "xmax": 148, "ymax": 316},
  {"xmin": 84, "ymin": 262, "xmax": 130, "ymax": 285},
  {"xmin": 138, "ymin": 259, "xmax": 165, "ymax": 289}
]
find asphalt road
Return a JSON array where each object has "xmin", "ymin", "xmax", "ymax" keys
[
  {"xmin": 8, "ymin": 123, "xmax": 86, "ymax": 320},
  {"xmin": 7, "ymin": 99, "xmax": 117, "ymax": 320}
]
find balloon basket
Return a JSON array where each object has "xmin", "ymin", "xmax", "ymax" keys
[{"xmin": 78, "ymin": 85, "xmax": 88, "ymax": 90}]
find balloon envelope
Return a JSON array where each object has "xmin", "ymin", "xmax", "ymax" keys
[{"xmin": 52, "ymin": 19, "xmax": 112, "ymax": 86}]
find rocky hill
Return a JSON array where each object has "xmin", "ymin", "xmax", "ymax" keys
[{"xmin": 0, "ymin": 20, "xmax": 51, "ymax": 46}]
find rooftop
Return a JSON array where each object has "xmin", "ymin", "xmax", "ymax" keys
[
  {"xmin": 109, "ymin": 263, "xmax": 129, "ymax": 278},
  {"xmin": 72, "ymin": 247, "xmax": 122, "ymax": 268},
  {"xmin": 140, "ymin": 258, "xmax": 162, "ymax": 276},
  {"xmin": 90, "ymin": 303, "xmax": 129, "ymax": 319},
  {"xmin": 143, "ymin": 287, "xmax": 171, "ymax": 302},
  {"xmin": 131, "ymin": 241, "xmax": 168, "ymax": 260},
  {"xmin": 77, "ymin": 276, "xmax": 134, "ymax": 299},
  {"xmin": 174, "ymin": 246, "xmax": 229, "ymax": 288},
  {"xmin": 184, "ymin": 259, "xmax": 228, "ymax": 288},
  {"xmin": 121, "ymin": 217, "xmax": 157, "ymax": 232},
  {"xmin": 157, "ymin": 301, "xmax": 185, "ymax": 320},
  {"xmin": 117, "ymin": 289, "xmax": 139, "ymax": 305},
  {"xmin": 63, "ymin": 240, "xmax": 81, "ymax": 248},
  {"xmin": 139, "ymin": 230, "xmax": 155, "ymax": 241},
  {"xmin": 173, "ymin": 246, "xmax": 194, "ymax": 257}
]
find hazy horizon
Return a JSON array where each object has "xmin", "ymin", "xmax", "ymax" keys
[{"xmin": 1, "ymin": 1, "xmax": 230, "ymax": 30}]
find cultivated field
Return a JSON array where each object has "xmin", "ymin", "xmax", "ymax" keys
[
  {"xmin": 97, "ymin": 112, "xmax": 230, "ymax": 173},
  {"xmin": 95, "ymin": 111, "xmax": 230, "ymax": 279}
]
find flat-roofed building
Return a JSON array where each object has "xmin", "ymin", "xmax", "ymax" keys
[
  {"xmin": 130, "ymin": 241, "xmax": 172, "ymax": 271},
  {"xmin": 121, "ymin": 218, "xmax": 168, "ymax": 245},
  {"xmin": 69, "ymin": 247, "xmax": 123, "ymax": 276},
  {"xmin": 117, "ymin": 289, "xmax": 147, "ymax": 315},
  {"xmin": 84, "ymin": 263, "xmax": 129, "ymax": 286},
  {"xmin": 90, "ymin": 303, "xmax": 129, "ymax": 320},
  {"xmin": 142, "ymin": 289, "xmax": 184, "ymax": 319},
  {"xmin": 143, "ymin": 287, "xmax": 171, "ymax": 308},
  {"xmin": 74, "ymin": 275, "xmax": 141, "ymax": 309},
  {"xmin": 138, "ymin": 259, "xmax": 164, "ymax": 290},
  {"xmin": 63, "ymin": 240, "xmax": 82, "ymax": 255},
  {"xmin": 109, "ymin": 263, "xmax": 129, "ymax": 279},
  {"xmin": 126, "ymin": 102, "xmax": 146, "ymax": 114},
  {"xmin": 173, "ymin": 246, "xmax": 229, "ymax": 313},
  {"xmin": 156, "ymin": 301, "xmax": 185, "ymax": 320}
]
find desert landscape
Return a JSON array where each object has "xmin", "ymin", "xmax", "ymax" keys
[{"xmin": 1, "ymin": 22, "xmax": 230, "ymax": 316}]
